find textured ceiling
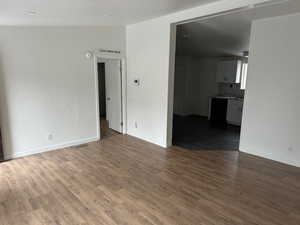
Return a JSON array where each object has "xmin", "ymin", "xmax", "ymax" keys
[
  {"xmin": 0, "ymin": 0, "xmax": 219, "ymax": 25},
  {"xmin": 176, "ymin": 0, "xmax": 300, "ymax": 57}
]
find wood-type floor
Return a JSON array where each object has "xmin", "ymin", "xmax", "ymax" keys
[{"xmin": 0, "ymin": 134, "xmax": 300, "ymax": 225}]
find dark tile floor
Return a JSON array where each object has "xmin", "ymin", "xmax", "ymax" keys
[{"xmin": 172, "ymin": 115, "xmax": 240, "ymax": 151}]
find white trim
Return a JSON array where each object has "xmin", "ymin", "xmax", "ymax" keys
[
  {"xmin": 175, "ymin": 6, "xmax": 250, "ymax": 26},
  {"xmin": 166, "ymin": 23, "xmax": 177, "ymax": 147},
  {"xmin": 173, "ymin": 113, "xmax": 191, "ymax": 117},
  {"xmin": 93, "ymin": 55, "xmax": 101, "ymax": 141},
  {"xmin": 93, "ymin": 53, "xmax": 127, "ymax": 139},
  {"xmin": 122, "ymin": 59, "xmax": 127, "ymax": 135},
  {"xmin": 128, "ymin": 133, "xmax": 166, "ymax": 148},
  {"xmin": 240, "ymin": 149, "xmax": 300, "ymax": 168},
  {"xmin": 4, "ymin": 137, "xmax": 98, "ymax": 160},
  {"xmin": 227, "ymin": 121, "xmax": 242, "ymax": 126}
]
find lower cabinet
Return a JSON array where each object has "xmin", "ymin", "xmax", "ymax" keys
[{"xmin": 227, "ymin": 99, "xmax": 243, "ymax": 126}]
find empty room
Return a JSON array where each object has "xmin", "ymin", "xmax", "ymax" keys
[{"xmin": 1, "ymin": 0, "xmax": 300, "ymax": 224}]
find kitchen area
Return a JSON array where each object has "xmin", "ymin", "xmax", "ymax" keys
[
  {"xmin": 172, "ymin": 56, "xmax": 247, "ymax": 151},
  {"xmin": 209, "ymin": 58, "xmax": 247, "ymax": 127}
]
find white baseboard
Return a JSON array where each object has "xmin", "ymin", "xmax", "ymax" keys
[
  {"xmin": 227, "ymin": 120, "xmax": 241, "ymax": 126},
  {"xmin": 174, "ymin": 113, "xmax": 208, "ymax": 117},
  {"xmin": 126, "ymin": 131, "xmax": 167, "ymax": 148},
  {"xmin": 4, "ymin": 136, "xmax": 99, "ymax": 160},
  {"xmin": 173, "ymin": 113, "xmax": 190, "ymax": 117},
  {"xmin": 240, "ymin": 148, "xmax": 300, "ymax": 168}
]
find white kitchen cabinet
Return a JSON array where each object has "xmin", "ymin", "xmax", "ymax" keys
[
  {"xmin": 227, "ymin": 99, "xmax": 243, "ymax": 126},
  {"xmin": 216, "ymin": 60, "xmax": 242, "ymax": 83}
]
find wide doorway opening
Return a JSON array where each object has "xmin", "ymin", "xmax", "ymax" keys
[
  {"xmin": 169, "ymin": 0, "xmax": 300, "ymax": 151},
  {"xmin": 171, "ymin": 11, "xmax": 251, "ymax": 151}
]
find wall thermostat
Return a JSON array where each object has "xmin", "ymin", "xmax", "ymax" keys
[{"xmin": 133, "ymin": 78, "xmax": 140, "ymax": 86}]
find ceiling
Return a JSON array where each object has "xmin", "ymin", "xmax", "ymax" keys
[
  {"xmin": 176, "ymin": 0, "xmax": 300, "ymax": 57},
  {"xmin": 0, "ymin": 0, "xmax": 219, "ymax": 26}
]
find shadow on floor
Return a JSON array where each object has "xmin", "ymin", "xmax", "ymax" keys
[
  {"xmin": 172, "ymin": 115, "xmax": 240, "ymax": 151},
  {"xmin": 100, "ymin": 118, "xmax": 119, "ymax": 139}
]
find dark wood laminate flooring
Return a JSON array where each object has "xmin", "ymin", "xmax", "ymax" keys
[{"xmin": 0, "ymin": 134, "xmax": 299, "ymax": 224}]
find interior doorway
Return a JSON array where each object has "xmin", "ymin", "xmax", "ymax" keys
[
  {"xmin": 170, "ymin": 8, "xmax": 252, "ymax": 151},
  {"xmin": 97, "ymin": 58, "xmax": 123, "ymax": 139},
  {"xmin": 167, "ymin": 1, "xmax": 295, "ymax": 151}
]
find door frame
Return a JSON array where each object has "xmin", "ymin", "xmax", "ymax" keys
[{"xmin": 94, "ymin": 53, "xmax": 127, "ymax": 140}]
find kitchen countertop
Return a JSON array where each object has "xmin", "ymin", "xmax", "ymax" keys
[{"xmin": 210, "ymin": 96, "xmax": 244, "ymax": 100}]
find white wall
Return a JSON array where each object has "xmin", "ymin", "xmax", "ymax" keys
[
  {"xmin": 126, "ymin": 0, "xmax": 269, "ymax": 147},
  {"xmin": 126, "ymin": 20, "xmax": 171, "ymax": 146},
  {"xmin": 173, "ymin": 56, "xmax": 191, "ymax": 116},
  {"xmin": 240, "ymin": 13, "xmax": 300, "ymax": 167},
  {"xmin": 0, "ymin": 26, "xmax": 125, "ymax": 159},
  {"xmin": 188, "ymin": 57, "xmax": 219, "ymax": 117},
  {"xmin": 174, "ymin": 56, "xmax": 219, "ymax": 117}
]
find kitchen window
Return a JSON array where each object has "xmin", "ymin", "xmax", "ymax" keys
[{"xmin": 240, "ymin": 62, "xmax": 248, "ymax": 90}]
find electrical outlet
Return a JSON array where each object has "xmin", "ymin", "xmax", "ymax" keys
[
  {"xmin": 48, "ymin": 134, "xmax": 53, "ymax": 141},
  {"xmin": 134, "ymin": 122, "xmax": 138, "ymax": 128},
  {"xmin": 133, "ymin": 78, "xmax": 140, "ymax": 86},
  {"xmin": 288, "ymin": 147, "xmax": 293, "ymax": 152}
]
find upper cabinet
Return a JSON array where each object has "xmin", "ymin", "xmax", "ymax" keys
[{"xmin": 216, "ymin": 60, "xmax": 242, "ymax": 83}]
